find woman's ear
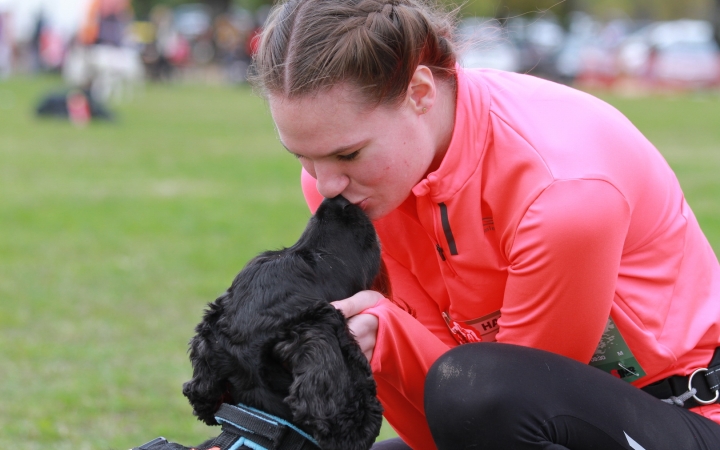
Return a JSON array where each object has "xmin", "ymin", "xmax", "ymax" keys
[{"xmin": 407, "ymin": 65, "xmax": 437, "ymax": 115}]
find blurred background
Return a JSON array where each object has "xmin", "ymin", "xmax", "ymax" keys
[
  {"xmin": 0, "ymin": 1, "xmax": 719, "ymax": 449},
  {"xmin": 0, "ymin": 0, "xmax": 719, "ymax": 92}
]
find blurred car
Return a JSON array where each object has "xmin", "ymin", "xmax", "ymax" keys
[
  {"xmin": 555, "ymin": 12, "xmax": 600, "ymax": 83},
  {"xmin": 557, "ymin": 17, "xmax": 634, "ymax": 86},
  {"xmin": 521, "ymin": 16, "xmax": 566, "ymax": 79},
  {"xmin": 525, "ymin": 16, "xmax": 565, "ymax": 56},
  {"xmin": 456, "ymin": 18, "xmax": 521, "ymax": 73},
  {"xmin": 617, "ymin": 20, "xmax": 720, "ymax": 88},
  {"xmin": 651, "ymin": 40, "xmax": 720, "ymax": 86},
  {"xmin": 174, "ymin": 3, "xmax": 212, "ymax": 40},
  {"xmin": 174, "ymin": 3, "xmax": 214, "ymax": 65}
]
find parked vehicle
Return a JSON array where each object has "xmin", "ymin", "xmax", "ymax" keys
[
  {"xmin": 617, "ymin": 20, "xmax": 720, "ymax": 88},
  {"xmin": 558, "ymin": 17, "xmax": 635, "ymax": 87},
  {"xmin": 516, "ymin": 15, "xmax": 566, "ymax": 79},
  {"xmin": 456, "ymin": 18, "xmax": 521, "ymax": 73}
]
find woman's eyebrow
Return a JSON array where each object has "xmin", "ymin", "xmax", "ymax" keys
[{"xmin": 280, "ymin": 140, "xmax": 369, "ymax": 158}]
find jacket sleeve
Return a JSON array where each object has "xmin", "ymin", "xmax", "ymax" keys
[
  {"xmin": 498, "ymin": 179, "xmax": 632, "ymax": 363},
  {"xmin": 355, "ymin": 247, "xmax": 456, "ymax": 449},
  {"xmin": 363, "ymin": 265, "xmax": 453, "ymax": 450}
]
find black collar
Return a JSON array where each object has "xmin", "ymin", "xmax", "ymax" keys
[{"xmin": 200, "ymin": 403, "xmax": 320, "ymax": 450}]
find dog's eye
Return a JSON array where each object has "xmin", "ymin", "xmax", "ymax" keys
[{"xmin": 337, "ymin": 150, "xmax": 360, "ymax": 162}]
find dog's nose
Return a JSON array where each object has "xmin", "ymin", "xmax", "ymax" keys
[{"xmin": 331, "ymin": 195, "xmax": 351, "ymax": 209}]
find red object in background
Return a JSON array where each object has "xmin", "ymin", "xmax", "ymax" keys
[
  {"xmin": 169, "ymin": 35, "xmax": 191, "ymax": 66},
  {"xmin": 39, "ymin": 28, "xmax": 64, "ymax": 69},
  {"xmin": 246, "ymin": 27, "xmax": 261, "ymax": 57},
  {"xmin": 67, "ymin": 91, "xmax": 91, "ymax": 126}
]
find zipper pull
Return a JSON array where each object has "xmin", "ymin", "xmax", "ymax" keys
[
  {"xmin": 442, "ymin": 312, "xmax": 482, "ymax": 344},
  {"xmin": 436, "ymin": 244, "xmax": 446, "ymax": 261}
]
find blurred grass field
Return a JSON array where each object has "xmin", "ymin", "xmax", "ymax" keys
[{"xmin": 1, "ymin": 76, "xmax": 719, "ymax": 449}]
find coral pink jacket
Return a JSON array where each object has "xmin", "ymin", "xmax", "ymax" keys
[{"xmin": 301, "ymin": 68, "xmax": 720, "ymax": 449}]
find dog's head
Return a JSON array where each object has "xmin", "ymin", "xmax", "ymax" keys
[{"xmin": 182, "ymin": 195, "xmax": 384, "ymax": 450}]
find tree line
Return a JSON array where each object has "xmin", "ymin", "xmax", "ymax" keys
[{"xmin": 131, "ymin": 0, "xmax": 720, "ymax": 41}]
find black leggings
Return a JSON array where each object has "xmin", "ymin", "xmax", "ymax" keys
[{"xmin": 372, "ymin": 343, "xmax": 720, "ymax": 450}]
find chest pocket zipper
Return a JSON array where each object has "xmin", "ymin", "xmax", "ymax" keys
[
  {"xmin": 433, "ymin": 202, "xmax": 460, "ymax": 277},
  {"xmin": 438, "ymin": 202, "xmax": 459, "ymax": 256}
]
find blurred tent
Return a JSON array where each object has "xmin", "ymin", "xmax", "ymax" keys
[{"xmin": 0, "ymin": 0, "xmax": 92, "ymax": 43}]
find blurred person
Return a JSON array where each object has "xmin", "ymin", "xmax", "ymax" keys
[
  {"xmin": 214, "ymin": 12, "xmax": 242, "ymax": 81},
  {"xmin": 214, "ymin": 13, "xmax": 242, "ymax": 64},
  {"xmin": 79, "ymin": 0, "xmax": 133, "ymax": 48},
  {"xmin": 25, "ymin": 11, "xmax": 65, "ymax": 72},
  {"xmin": 0, "ymin": 9, "xmax": 12, "ymax": 78},
  {"xmin": 66, "ymin": 0, "xmax": 143, "ymax": 103},
  {"xmin": 29, "ymin": 12, "xmax": 44, "ymax": 72},
  {"xmin": 141, "ymin": 5, "xmax": 188, "ymax": 81},
  {"xmin": 251, "ymin": 0, "xmax": 720, "ymax": 449},
  {"xmin": 38, "ymin": 25, "xmax": 65, "ymax": 71}
]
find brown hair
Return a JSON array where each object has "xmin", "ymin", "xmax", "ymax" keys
[{"xmin": 250, "ymin": 0, "xmax": 458, "ymax": 105}]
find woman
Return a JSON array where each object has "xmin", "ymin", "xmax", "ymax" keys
[{"xmin": 251, "ymin": 0, "xmax": 720, "ymax": 448}]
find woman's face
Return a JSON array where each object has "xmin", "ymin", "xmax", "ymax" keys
[{"xmin": 269, "ymin": 85, "xmax": 439, "ymax": 220}]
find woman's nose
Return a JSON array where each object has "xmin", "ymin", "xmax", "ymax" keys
[{"xmin": 314, "ymin": 163, "xmax": 350, "ymax": 199}]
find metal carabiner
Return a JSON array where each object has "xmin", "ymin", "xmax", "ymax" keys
[{"xmin": 689, "ymin": 368, "xmax": 720, "ymax": 405}]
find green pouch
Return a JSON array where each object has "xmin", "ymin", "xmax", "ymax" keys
[{"xmin": 589, "ymin": 316, "xmax": 646, "ymax": 383}]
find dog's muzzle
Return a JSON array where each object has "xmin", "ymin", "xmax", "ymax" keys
[{"xmin": 132, "ymin": 403, "xmax": 320, "ymax": 450}]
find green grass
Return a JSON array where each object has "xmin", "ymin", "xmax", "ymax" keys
[{"xmin": 1, "ymin": 76, "xmax": 719, "ymax": 449}]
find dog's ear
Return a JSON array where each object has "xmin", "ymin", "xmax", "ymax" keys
[
  {"xmin": 273, "ymin": 304, "xmax": 383, "ymax": 450},
  {"xmin": 183, "ymin": 297, "xmax": 235, "ymax": 425}
]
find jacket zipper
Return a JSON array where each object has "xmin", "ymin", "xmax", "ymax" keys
[
  {"xmin": 431, "ymin": 202, "xmax": 459, "ymax": 277},
  {"xmin": 438, "ymin": 202, "xmax": 458, "ymax": 255},
  {"xmin": 436, "ymin": 244, "xmax": 446, "ymax": 261}
]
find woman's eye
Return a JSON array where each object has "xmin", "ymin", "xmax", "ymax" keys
[{"xmin": 337, "ymin": 151, "xmax": 360, "ymax": 162}]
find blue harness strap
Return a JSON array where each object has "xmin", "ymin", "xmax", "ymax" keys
[
  {"xmin": 196, "ymin": 404, "xmax": 320, "ymax": 450},
  {"xmin": 132, "ymin": 404, "xmax": 320, "ymax": 450}
]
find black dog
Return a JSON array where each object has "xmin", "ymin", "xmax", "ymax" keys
[{"xmin": 181, "ymin": 195, "xmax": 385, "ymax": 450}]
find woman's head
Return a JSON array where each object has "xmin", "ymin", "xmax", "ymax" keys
[
  {"xmin": 255, "ymin": 0, "xmax": 459, "ymax": 220},
  {"xmin": 251, "ymin": 0, "xmax": 458, "ymax": 106}
]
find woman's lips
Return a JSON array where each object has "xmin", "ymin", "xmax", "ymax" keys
[{"xmin": 354, "ymin": 198, "xmax": 369, "ymax": 211}]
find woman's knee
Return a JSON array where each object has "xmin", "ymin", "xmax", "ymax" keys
[
  {"xmin": 424, "ymin": 343, "xmax": 541, "ymax": 447},
  {"xmin": 425, "ymin": 344, "xmax": 527, "ymax": 422}
]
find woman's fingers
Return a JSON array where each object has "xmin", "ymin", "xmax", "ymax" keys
[
  {"xmin": 347, "ymin": 313, "xmax": 379, "ymax": 361},
  {"xmin": 331, "ymin": 290, "xmax": 383, "ymax": 318},
  {"xmin": 331, "ymin": 290, "xmax": 383, "ymax": 361}
]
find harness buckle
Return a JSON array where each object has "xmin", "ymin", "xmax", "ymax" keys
[{"xmin": 688, "ymin": 368, "xmax": 720, "ymax": 405}]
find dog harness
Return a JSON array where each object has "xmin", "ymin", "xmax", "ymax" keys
[{"xmin": 133, "ymin": 403, "xmax": 319, "ymax": 450}]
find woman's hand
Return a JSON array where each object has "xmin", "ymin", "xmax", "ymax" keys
[{"xmin": 331, "ymin": 290, "xmax": 383, "ymax": 362}]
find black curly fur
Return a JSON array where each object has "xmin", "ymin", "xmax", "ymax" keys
[{"xmin": 182, "ymin": 195, "xmax": 384, "ymax": 450}]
